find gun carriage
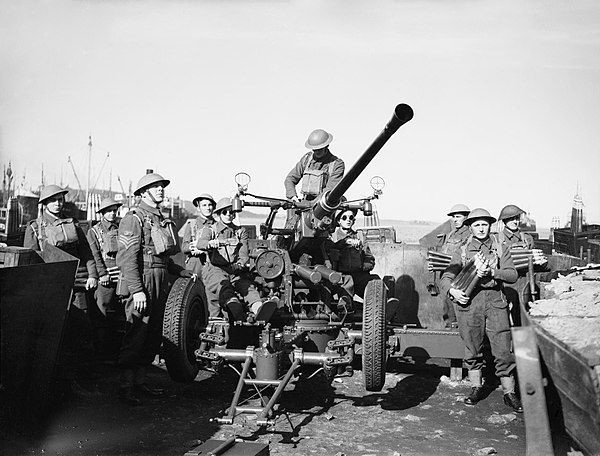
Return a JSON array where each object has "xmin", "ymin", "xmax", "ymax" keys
[{"xmin": 162, "ymin": 104, "xmax": 414, "ymax": 426}]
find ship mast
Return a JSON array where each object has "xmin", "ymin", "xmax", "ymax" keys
[{"xmin": 86, "ymin": 134, "xmax": 92, "ymax": 215}]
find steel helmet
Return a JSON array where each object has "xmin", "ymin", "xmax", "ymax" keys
[
  {"xmin": 192, "ymin": 193, "xmax": 216, "ymax": 207},
  {"xmin": 97, "ymin": 197, "xmax": 123, "ymax": 213},
  {"xmin": 305, "ymin": 129, "xmax": 333, "ymax": 150},
  {"xmin": 133, "ymin": 173, "xmax": 170, "ymax": 196},
  {"xmin": 464, "ymin": 208, "xmax": 496, "ymax": 226},
  {"xmin": 447, "ymin": 204, "xmax": 470, "ymax": 216},
  {"xmin": 498, "ymin": 204, "xmax": 525, "ymax": 221},
  {"xmin": 39, "ymin": 184, "xmax": 69, "ymax": 205},
  {"xmin": 215, "ymin": 197, "xmax": 233, "ymax": 214}
]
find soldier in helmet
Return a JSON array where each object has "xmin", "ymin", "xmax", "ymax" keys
[
  {"xmin": 116, "ymin": 172, "xmax": 194, "ymax": 405},
  {"xmin": 440, "ymin": 208, "xmax": 523, "ymax": 413},
  {"xmin": 24, "ymin": 184, "xmax": 99, "ymax": 396},
  {"xmin": 497, "ymin": 204, "xmax": 547, "ymax": 326},
  {"xmin": 181, "ymin": 193, "xmax": 216, "ymax": 276},
  {"xmin": 427, "ymin": 204, "xmax": 471, "ymax": 327},
  {"xmin": 198, "ymin": 197, "xmax": 277, "ymax": 323},
  {"xmin": 284, "ymin": 128, "xmax": 345, "ymax": 213},
  {"xmin": 87, "ymin": 197, "xmax": 123, "ymax": 362}
]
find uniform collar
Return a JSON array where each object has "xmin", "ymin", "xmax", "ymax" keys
[
  {"xmin": 198, "ymin": 214, "xmax": 215, "ymax": 225},
  {"xmin": 138, "ymin": 200, "xmax": 162, "ymax": 217},
  {"xmin": 452, "ymin": 225, "xmax": 469, "ymax": 236},
  {"xmin": 101, "ymin": 217, "xmax": 118, "ymax": 230},
  {"xmin": 471, "ymin": 235, "xmax": 492, "ymax": 250},
  {"xmin": 215, "ymin": 220, "xmax": 236, "ymax": 232},
  {"xmin": 503, "ymin": 226, "xmax": 520, "ymax": 241},
  {"xmin": 334, "ymin": 227, "xmax": 356, "ymax": 238},
  {"xmin": 42, "ymin": 210, "xmax": 62, "ymax": 223}
]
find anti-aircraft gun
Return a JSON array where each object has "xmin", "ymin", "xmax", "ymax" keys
[{"xmin": 162, "ymin": 104, "xmax": 414, "ymax": 426}]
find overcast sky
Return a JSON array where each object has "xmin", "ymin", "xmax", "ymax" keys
[{"xmin": 1, "ymin": 0, "xmax": 599, "ymax": 227}]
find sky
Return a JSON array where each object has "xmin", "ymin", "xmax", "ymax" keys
[{"xmin": 1, "ymin": 0, "xmax": 599, "ymax": 228}]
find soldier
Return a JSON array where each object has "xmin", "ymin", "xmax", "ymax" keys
[
  {"xmin": 440, "ymin": 208, "xmax": 523, "ymax": 413},
  {"xmin": 116, "ymin": 172, "xmax": 194, "ymax": 405},
  {"xmin": 87, "ymin": 197, "xmax": 123, "ymax": 363},
  {"xmin": 284, "ymin": 129, "xmax": 345, "ymax": 204},
  {"xmin": 198, "ymin": 197, "xmax": 276, "ymax": 323},
  {"xmin": 325, "ymin": 208, "xmax": 379, "ymax": 301},
  {"xmin": 497, "ymin": 204, "xmax": 547, "ymax": 326},
  {"xmin": 24, "ymin": 184, "xmax": 99, "ymax": 395},
  {"xmin": 181, "ymin": 193, "xmax": 216, "ymax": 276},
  {"xmin": 428, "ymin": 204, "xmax": 471, "ymax": 327}
]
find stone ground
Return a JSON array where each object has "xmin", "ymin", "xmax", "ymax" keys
[{"xmin": 1, "ymin": 358, "xmax": 584, "ymax": 456}]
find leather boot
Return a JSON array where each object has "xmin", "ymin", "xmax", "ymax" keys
[
  {"xmin": 501, "ymin": 376, "xmax": 523, "ymax": 412},
  {"xmin": 464, "ymin": 370, "xmax": 484, "ymax": 406},
  {"xmin": 226, "ymin": 298, "xmax": 246, "ymax": 322}
]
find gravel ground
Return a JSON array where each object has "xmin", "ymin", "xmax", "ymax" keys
[{"xmin": 1, "ymin": 358, "xmax": 584, "ymax": 456}]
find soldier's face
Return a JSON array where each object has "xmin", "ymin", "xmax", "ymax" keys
[
  {"xmin": 219, "ymin": 208, "xmax": 234, "ymax": 224},
  {"xmin": 451, "ymin": 213, "xmax": 467, "ymax": 229},
  {"xmin": 312, "ymin": 147, "xmax": 328, "ymax": 159},
  {"xmin": 198, "ymin": 199, "xmax": 214, "ymax": 218},
  {"xmin": 504, "ymin": 215, "xmax": 520, "ymax": 232},
  {"xmin": 45, "ymin": 195, "xmax": 64, "ymax": 215},
  {"xmin": 339, "ymin": 211, "xmax": 355, "ymax": 229},
  {"xmin": 143, "ymin": 183, "xmax": 164, "ymax": 204},
  {"xmin": 470, "ymin": 220, "xmax": 490, "ymax": 240},
  {"xmin": 102, "ymin": 206, "xmax": 119, "ymax": 222}
]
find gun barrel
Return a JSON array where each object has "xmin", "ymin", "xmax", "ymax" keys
[
  {"xmin": 313, "ymin": 104, "xmax": 413, "ymax": 220},
  {"xmin": 293, "ymin": 264, "xmax": 322, "ymax": 284}
]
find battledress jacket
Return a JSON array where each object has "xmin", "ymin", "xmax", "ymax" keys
[
  {"xmin": 439, "ymin": 224, "xmax": 471, "ymax": 255},
  {"xmin": 284, "ymin": 150, "xmax": 345, "ymax": 200},
  {"xmin": 325, "ymin": 227, "xmax": 375, "ymax": 273},
  {"xmin": 23, "ymin": 211, "xmax": 98, "ymax": 280},
  {"xmin": 181, "ymin": 214, "xmax": 215, "ymax": 256},
  {"xmin": 440, "ymin": 235, "xmax": 518, "ymax": 298},
  {"xmin": 498, "ymin": 227, "xmax": 535, "ymax": 250},
  {"xmin": 116, "ymin": 201, "xmax": 183, "ymax": 295},
  {"xmin": 87, "ymin": 217, "xmax": 119, "ymax": 278},
  {"xmin": 198, "ymin": 220, "xmax": 250, "ymax": 270}
]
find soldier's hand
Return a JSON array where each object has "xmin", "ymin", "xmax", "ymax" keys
[
  {"xmin": 133, "ymin": 291, "xmax": 147, "ymax": 313},
  {"xmin": 427, "ymin": 262, "xmax": 434, "ymax": 272},
  {"xmin": 99, "ymin": 275, "xmax": 110, "ymax": 286},
  {"xmin": 449, "ymin": 288, "xmax": 469, "ymax": 305},
  {"xmin": 180, "ymin": 269, "xmax": 196, "ymax": 280},
  {"xmin": 189, "ymin": 243, "xmax": 200, "ymax": 255},
  {"xmin": 476, "ymin": 262, "xmax": 491, "ymax": 278},
  {"xmin": 290, "ymin": 195, "xmax": 300, "ymax": 203},
  {"xmin": 86, "ymin": 277, "xmax": 98, "ymax": 290},
  {"xmin": 324, "ymin": 260, "xmax": 333, "ymax": 269},
  {"xmin": 208, "ymin": 239, "xmax": 221, "ymax": 249}
]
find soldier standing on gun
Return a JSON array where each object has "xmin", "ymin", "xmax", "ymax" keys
[
  {"xmin": 497, "ymin": 204, "xmax": 547, "ymax": 326},
  {"xmin": 87, "ymin": 197, "xmax": 123, "ymax": 363},
  {"xmin": 198, "ymin": 197, "xmax": 277, "ymax": 323},
  {"xmin": 24, "ymin": 184, "xmax": 99, "ymax": 396},
  {"xmin": 428, "ymin": 204, "xmax": 471, "ymax": 327},
  {"xmin": 116, "ymin": 172, "xmax": 194, "ymax": 405},
  {"xmin": 440, "ymin": 208, "xmax": 523, "ymax": 413},
  {"xmin": 284, "ymin": 129, "xmax": 345, "ymax": 229}
]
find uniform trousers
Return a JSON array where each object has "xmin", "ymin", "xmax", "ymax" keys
[
  {"xmin": 118, "ymin": 266, "xmax": 168, "ymax": 387},
  {"xmin": 454, "ymin": 288, "xmax": 515, "ymax": 378},
  {"xmin": 202, "ymin": 262, "xmax": 261, "ymax": 309}
]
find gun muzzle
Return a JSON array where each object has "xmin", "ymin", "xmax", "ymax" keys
[
  {"xmin": 313, "ymin": 265, "xmax": 342, "ymax": 285},
  {"xmin": 293, "ymin": 265, "xmax": 322, "ymax": 284}
]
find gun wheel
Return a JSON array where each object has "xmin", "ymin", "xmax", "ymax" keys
[
  {"xmin": 362, "ymin": 279, "xmax": 388, "ymax": 392},
  {"xmin": 163, "ymin": 277, "xmax": 208, "ymax": 382}
]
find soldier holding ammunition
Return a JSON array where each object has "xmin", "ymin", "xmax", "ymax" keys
[
  {"xmin": 198, "ymin": 197, "xmax": 277, "ymax": 323},
  {"xmin": 497, "ymin": 204, "xmax": 548, "ymax": 326},
  {"xmin": 440, "ymin": 208, "xmax": 523, "ymax": 413},
  {"xmin": 427, "ymin": 204, "xmax": 471, "ymax": 327},
  {"xmin": 24, "ymin": 184, "xmax": 99, "ymax": 396},
  {"xmin": 87, "ymin": 197, "xmax": 123, "ymax": 362},
  {"xmin": 116, "ymin": 172, "xmax": 194, "ymax": 406}
]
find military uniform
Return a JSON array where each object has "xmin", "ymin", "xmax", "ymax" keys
[
  {"xmin": 116, "ymin": 200, "xmax": 183, "ymax": 389},
  {"xmin": 24, "ymin": 210, "xmax": 98, "ymax": 389},
  {"xmin": 440, "ymin": 234, "xmax": 518, "ymax": 379},
  {"xmin": 284, "ymin": 150, "xmax": 345, "ymax": 202},
  {"xmin": 437, "ymin": 224, "xmax": 471, "ymax": 325},
  {"xmin": 198, "ymin": 219, "xmax": 261, "ymax": 317},
  {"xmin": 181, "ymin": 214, "xmax": 215, "ymax": 276},
  {"xmin": 87, "ymin": 217, "xmax": 121, "ymax": 360},
  {"xmin": 324, "ymin": 227, "xmax": 379, "ymax": 299}
]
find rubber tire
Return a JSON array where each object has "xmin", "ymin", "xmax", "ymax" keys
[
  {"xmin": 163, "ymin": 277, "xmax": 208, "ymax": 382},
  {"xmin": 362, "ymin": 279, "xmax": 387, "ymax": 392}
]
